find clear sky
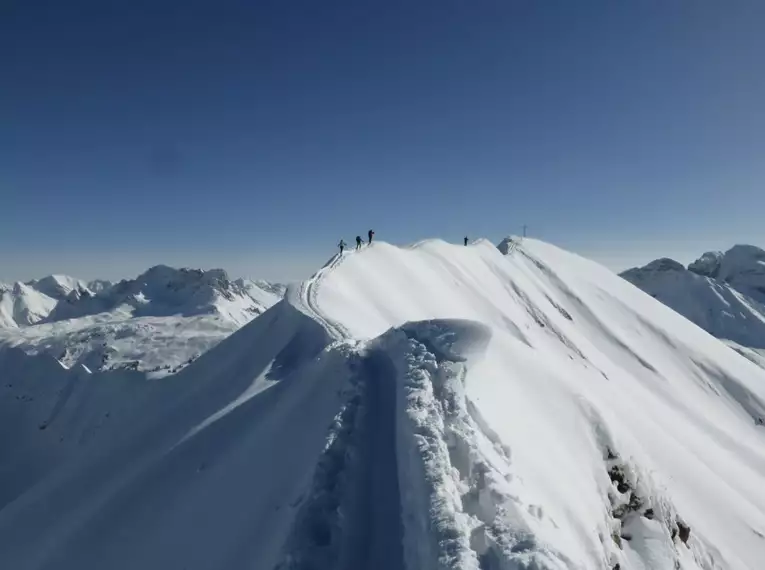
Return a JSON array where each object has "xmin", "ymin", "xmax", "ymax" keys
[{"xmin": 2, "ymin": 1, "xmax": 764, "ymax": 283}]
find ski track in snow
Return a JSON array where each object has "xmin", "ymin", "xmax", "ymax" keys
[
  {"xmin": 291, "ymin": 251, "xmax": 352, "ymax": 341},
  {"xmin": 342, "ymin": 351, "xmax": 405, "ymax": 570},
  {"xmin": 3, "ymin": 237, "xmax": 765, "ymax": 570}
]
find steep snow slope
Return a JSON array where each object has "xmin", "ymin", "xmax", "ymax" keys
[
  {"xmin": 688, "ymin": 245, "xmax": 765, "ymax": 303},
  {"xmin": 1, "ymin": 238, "xmax": 764, "ymax": 570},
  {"xmin": 0, "ymin": 282, "xmax": 58, "ymax": 328},
  {"xmin": 621, "ymin": 258, "xmax": 765, "ymax": 349},
  {"xmin": 0, "ymin": 298, "xmax": 352, "ymax": 570},
  {"xmin": 308, "ymin": 239, "xmax": 765, "ymax": 569},
  {"xmin": 726, "ymin": 341, "xmax": 765, "ymax": 371}
]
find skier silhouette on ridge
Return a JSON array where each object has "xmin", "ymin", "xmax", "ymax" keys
[{"xmin": 368, "ymin": 229, "xmax": 374, "ymax": 243}]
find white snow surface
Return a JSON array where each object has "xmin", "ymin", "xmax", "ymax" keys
[
  {"xmin": 1, "ymin": 238, "xmax": 765, "ymax": 570},
  {"xmin": 0, "ymin": 268, "xmax": 285, "ymax": 376},
  {"xmin": 0, "ymin": 312, "xmax": 243, "ymax": 377},
  {"xmin": 25, "ymin": 275, "xmax": 112, "ymax": 300},
  {"xmin": 0, "ymin": 282, "xmax": 59, "ymax": 328},
  {"xmin": 0, "ymin": 276, "xmax": 113, "ymax": 328},
  {"xmin": 688, "ymin": 245, "xmax": 765, "ymax": 303},
  {"xmin": 45, "ymin": 265, "xmax": 281, "ymax": 325},
  {"xmin": 621, "ymin": 257, "xmax": 765, "ymax": 349}
]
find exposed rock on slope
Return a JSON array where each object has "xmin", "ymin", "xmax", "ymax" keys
[{"xmin": 2, "ymin": 238, "xmax": 764, "ymax": 570}]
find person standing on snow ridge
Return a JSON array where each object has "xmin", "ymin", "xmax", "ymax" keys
[
  {"xmin": 356, "ymin": 236, "xmax": 363, "ymax": 250},
  {"xmin": 368, "ymin": 229, "xmax": 375, "ymax": 243},
  {"xmin": 338, "ymin": 239, "xmax": 346, "ymax": 253},
  {"xmin": 464, "ymin": 236, "xmax": 468, "ymax": 246}
]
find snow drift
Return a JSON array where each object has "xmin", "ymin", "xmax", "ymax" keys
[{"xmin": 1, "ymin": 238, "xmax": 764, "ymax": 570}]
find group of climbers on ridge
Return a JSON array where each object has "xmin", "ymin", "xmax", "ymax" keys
[
  {"xmin": 339, "ymin": 231, "xmax": 470, "ymax": 253},
  {"xmin": 338, "ymin": 230, "xmax": 374, "ymax": 253}
]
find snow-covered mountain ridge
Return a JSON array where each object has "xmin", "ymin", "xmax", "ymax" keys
[
  {"xmin": 621, "ymin": 244, "xmax": 765, "ymax": 349},
  {"xmin": 687, "ymin": 245, "xmax": 765, "ymax": 301},
  {"xmin": 1, "ymin": 267, "xmax": 285, "ymax": 328},
  {"xmin": 0, "ymin": 276, "xmax": 112, "ymax": 328},
  {"xmin": 1, "ymin": 238, "xmax": 763, "ymax": 570},
  {"xmin": 46, "ymin": 265, "xmax": 284, "ymax": 325},
  {"xmin": 0, "ymin": 267, "xmax": 286, "ymax": 376}
]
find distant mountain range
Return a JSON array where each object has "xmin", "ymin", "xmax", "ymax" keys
[
  {"xmin": 621, "ymin": 244, "xmax": 765, "ymax": 349},
  {"xmin": 1, "ymin": 267, "xmax": 284, "ymax": 328},
  {"xmin": 0, "ymin": 267, "xmax": 286, "ymax": 375}
]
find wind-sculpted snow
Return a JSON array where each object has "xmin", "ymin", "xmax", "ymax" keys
[
  {"xmin": 1, "ymin": 238, "xmax": 765, "ymax": 570},
  {"xmin": 310, "ymin": 238, "xmax": 765, "ymax": 569}
]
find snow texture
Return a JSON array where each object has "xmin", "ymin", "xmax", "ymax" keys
[
  {"xmin": 0, "ymin": 276, "xmax": 112, "ymax": 328},
  {"xmin": 622, "ymin": 256, "xmax": 765, "ymax": 349},
  {"xmin": 1, "ymin": 237, "xmax": 765, "ymax": 570},
  {"xmin": 688, "ymin": 245, "xmax": 765, "ymax": 304},
  {"xmin": 0, "ymin": 268, "xmax": 285, "ymax": 376},
  {"xmin": 45, "ymin": 265, "xmax": 282, "ymax": 324}
]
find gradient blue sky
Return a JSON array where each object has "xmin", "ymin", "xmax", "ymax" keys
[{"xmin": 2, "ymin": 1, "xmax": 764, "ymax": 282}]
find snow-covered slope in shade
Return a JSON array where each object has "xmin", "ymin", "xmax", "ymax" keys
[
  {"xmin": 621, "ymin": 258, "xmax": 765, "ymax": 349},
  {"xmin": 689, "ymin": 245, "xmax": 765, "ymax": 303},
  {"xmin": 1, "ymin": 238, "xmax": 764, "ymax": 570},
  {"xmin": 725, "ymin": 341, "xmax": 765, "ymax": 371}
]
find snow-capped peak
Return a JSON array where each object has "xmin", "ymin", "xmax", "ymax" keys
[
  {"xmin": 688, "ymin": 245, "xmax": 765, "ymax": 302},
  {"xmin": 4, "ymin": 237, "xmax": 763, "ymax": 569},
  {"xmin": 621, "ymin": 258, "xmax": 687, "ymax": 279},
  {"xmin": 26, "ymin": 274, "xmax": 90, "ymax": 300},
  {"xmin": 687, "ymin": 250, "xmax": 724, "ymax": 277},
  {"xmin": 622, "ymin": 246, "xmax": 765, "ymax": 350},
  {"xmin": 45, "ymin": 265, "xmax": 283, "ymax": 325},
  {"xmin": 0, "ymin": 281, "xmax": 58, "ymax": 328}
]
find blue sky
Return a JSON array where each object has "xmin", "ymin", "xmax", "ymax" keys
[{"xmin": 2, "ymin": 1, "xmax": 764, "ymax": 282}]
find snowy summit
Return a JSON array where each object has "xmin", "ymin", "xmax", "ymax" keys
[
  {"xmin": 1, "ymin": 237, "xmax": 764, "ymax": 570},
  {"xmin": 622, "ymin": 245, "xmax": 765, "ymax": 350}
]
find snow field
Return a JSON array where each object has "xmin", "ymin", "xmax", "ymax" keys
[
  {"xmin": 2, "ymin": 237, "xmax": 765, "ymax": 569},
  {"xmin": 311, "ymin": 238, "xmax": 765, "ymax": 569}
]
